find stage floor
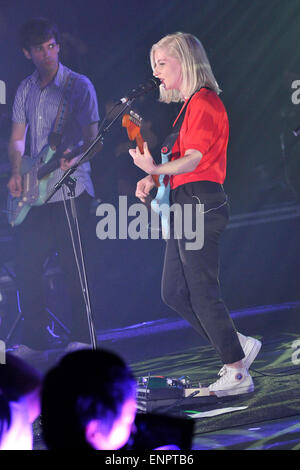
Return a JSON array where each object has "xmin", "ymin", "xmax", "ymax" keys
[{"xmin": 27, "ymin": 300, "xmax": 300, "ymax": 450}]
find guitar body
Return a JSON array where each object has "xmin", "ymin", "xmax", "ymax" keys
[
  {"xmin": 7, "ymin": 145, "xmax": 56, "ymax": 226},
  {"xmin": 123, "ymin": 111, "xmax": 170, "ymax": 239},
  {"xmin": 150, "ymin": 147, "xmax": 171, "ymax": 239}
]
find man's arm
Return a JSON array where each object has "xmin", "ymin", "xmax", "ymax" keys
[
  {"xmin": 7, "ymin": 122, "xmax": 27, "ymax": 197},
  {"xmin": 60, "ymin": 122, "xmax": 101, "ymax": 170}
]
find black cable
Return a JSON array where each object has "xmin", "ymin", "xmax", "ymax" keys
[
  {"xmin": 250, "ymin": 366, "xmax": 300, "ymax": 378},
  {"xmin": 97, "ymin": 101, "xmax": 121, "ymax": 134}
]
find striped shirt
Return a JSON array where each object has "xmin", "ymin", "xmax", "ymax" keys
[{"xmin": 12, "ymin": 63, "xmax": 99, "ymax": 202}]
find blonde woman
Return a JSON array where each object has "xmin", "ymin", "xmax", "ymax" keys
[{"xmin": 129, "ymin": 32, "xmax": 261, "ymax": 396}]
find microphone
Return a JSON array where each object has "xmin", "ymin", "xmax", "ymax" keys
[{"xmin": 119, "ymin": 78, "xmax": 160, "ymax": 104}]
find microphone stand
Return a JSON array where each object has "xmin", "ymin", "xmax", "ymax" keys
[{"xmin": 45, "ymin": 98, "xmax": 135, "ymax": 350}]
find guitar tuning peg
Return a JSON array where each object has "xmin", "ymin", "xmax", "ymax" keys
[{"xmin": 130, "ymin": 111, "xmax": 142, "ymax": 121}]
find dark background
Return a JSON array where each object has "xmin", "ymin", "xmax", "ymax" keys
[{"xmin": 0, "ymin": 0, "xmax": 299, "ymax": 332}]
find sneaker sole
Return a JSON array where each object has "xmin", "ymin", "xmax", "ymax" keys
[
  {"xmin": 212, "ymin": 383, "xmax": 255, "ymax": 398},
  {"xmin": 243, "ymin": 338, "xmax": 262, "ymax": 370},
  {"xmin": 10, "ymin": 348, "xmax": 48, "ymax": 361}
]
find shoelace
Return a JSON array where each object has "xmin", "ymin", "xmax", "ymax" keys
[
  {"xmin": 214, "ymin": 366, "xmax": 236, "ymax": 385},
  {"xmin": 212, "ymin": 366, "xmax": 247, "ymax": 388}
]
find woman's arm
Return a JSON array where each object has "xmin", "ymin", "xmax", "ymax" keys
[{"xmin": 129, "ymin": 142, "xmax": 203, "ymax": 176}]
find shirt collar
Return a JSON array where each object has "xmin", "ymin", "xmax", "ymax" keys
[
  {"xmin": 30, "ymin": 62, "xmax": 65, "ymax": 88},
  {"xmin": 53, "ymin": 62, "xmax": 65, "ymax": 87}
]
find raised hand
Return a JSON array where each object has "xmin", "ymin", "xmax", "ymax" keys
[{"xmin": 129, "ymin": 142, "xmax": 157, "ymax": 175}]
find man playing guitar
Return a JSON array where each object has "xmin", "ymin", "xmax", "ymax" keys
[{"xmin": 7, "ymin": 18, "xmax": 100, "ymax": 354}]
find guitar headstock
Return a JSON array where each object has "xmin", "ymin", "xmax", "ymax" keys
[
  {"xmin": 122, "ymin": 110, "xmax": 143, "ymax": 141},
  {"xmin": 122, "ymin": 110, "xmax": 159, "ymax": 187}
]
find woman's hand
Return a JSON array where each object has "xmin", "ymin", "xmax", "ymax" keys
[
  {"xmin": 129, "ymin": 142, "xmax": 157, "ymax": 175},
  {"xmin": 135, "ymin": 175, "xmax": 155, "ymax": 202}
]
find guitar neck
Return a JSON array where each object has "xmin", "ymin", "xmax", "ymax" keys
[
  {"xmin": 136, "ymin": 135, "xmax": 160, "ymax": 187},
  {"xmin": 135, "ymin": 134, "xmax": 144, "ymax": 154},
  {"xmin": 37, "ymin": 157, "xmax": 60, "ymax": 180},
  {"xmin": 123, "ymin": 113, "xmax": 159, "ymax": 187},
  {"xmin": 37, "ymin": 148, "xmax": 80, "ymax": 181}
]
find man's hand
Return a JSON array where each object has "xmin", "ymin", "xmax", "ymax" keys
[
  {"xmin": 60, "ymin": 149, "xmax": 80, "ymax": 171},
  {"xmin": 7, "ymin": 174, "xmax": 22, "ymax": 197}
]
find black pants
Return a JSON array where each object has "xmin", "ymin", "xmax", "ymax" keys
[
  {"xmin": 13, "ymin": 191, "xmax": 92, "ymax": 349},
  {"xmin": 161, "ymin": 181, "xmax": 244, "ymax": 365}
]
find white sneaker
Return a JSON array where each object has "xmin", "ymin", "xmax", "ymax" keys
[
  {"xmin": 209, "ymin": 366, "xmax": 254, "ymax": 397},
  {"xmin": 238, "ymin": 333, "xmax": 262, "ymax": 370},
  {"xmin": 9, "ymin": 345, "xmax": 48, "ymax": 361},
  {"xmin": 64, "ymin": 341, "xmax": 92, "ymax": 353},
  {"xmin": 218, "ymin": 333, "xmax": 262, "ymax": 377}
]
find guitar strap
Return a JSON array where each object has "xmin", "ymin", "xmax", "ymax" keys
[
  {"xmin": 150, "ymin": 94, "xmax": 195, "ymax": 239},
  {"xmin": 160, "ymin": 93, "xmax": 195, "ymax": 175},
  {"xmin": 48, "ymin": 72, "xmax": 77, "ymax": 150}
]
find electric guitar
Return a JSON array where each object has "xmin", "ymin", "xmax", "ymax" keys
[
  {"xmin": 7, "ymin": 145, "xmax": 77, "ymax": 227},
  {"xmin": 122, "ymin": 110, "xmax": 170, "ymax": 239}
]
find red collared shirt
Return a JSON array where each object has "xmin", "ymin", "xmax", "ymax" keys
[{"xmin": 170, "ymin": 88, "xmax": 229, "ymax": 189}]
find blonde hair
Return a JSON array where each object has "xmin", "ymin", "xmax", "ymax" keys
[{"xmin": 150, "ymin": 32, "xmax": 221, "ymax": 103}]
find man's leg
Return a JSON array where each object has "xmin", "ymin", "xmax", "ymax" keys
[{"xmin": 14, "ymin": 205, "xmax": 53, "ymax": 349}]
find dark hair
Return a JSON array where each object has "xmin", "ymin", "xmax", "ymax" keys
[
  {"xmin": 0, "ymin": 392, "xmax": 11, "ymax": 447},
  {"xmin": 41, "ymin": 349, "xmax": 136, "ymax": 450},
  {"xmin": 20, "ymin": 17, "xmax": 60, "ymax": 51},
  {"xmin": 0, "ymin": 353, "xmax": 42, "ymax": 402},
  {"xmin": 0, "ymin": 353, "xmax": 41, "ymax": 447}
]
